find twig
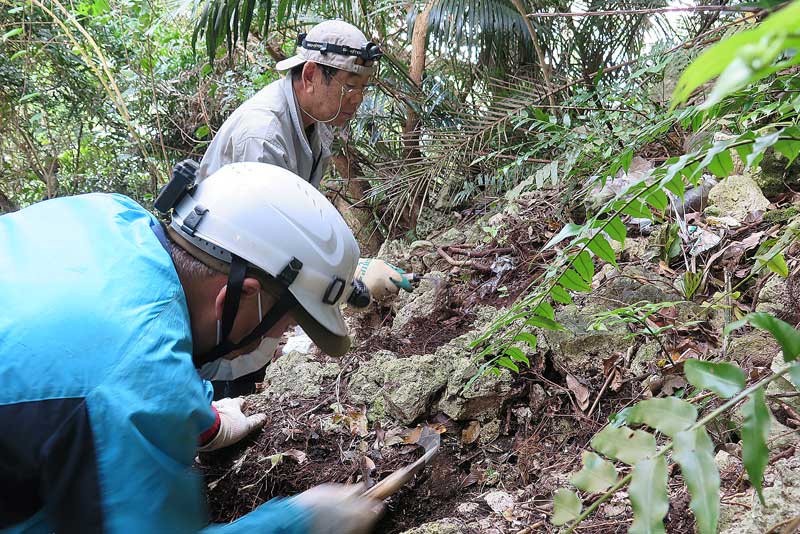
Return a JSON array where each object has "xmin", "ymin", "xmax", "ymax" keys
[
  {"xmin": 437, "ymin": 246, "xmax": 493, "ymax": 273},
  {"xmin": 447, "ymin": 246, "xmax": 515, "ymax": 258},
  {"xmin": 587, "ymin": 368, "xmax": 616, "ymax": 419},
  {"xmin": 526, "ymin": 5, "xmax": 765, "ymax": 18}
]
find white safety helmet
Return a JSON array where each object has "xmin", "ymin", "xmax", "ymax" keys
[{"xmin": 165, "ymin": 162, "xmax": 360, "ymax": 357}]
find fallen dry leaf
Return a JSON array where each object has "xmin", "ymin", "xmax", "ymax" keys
[
  {"xmin": 347, "ymin": 410, "xmax": 369, "ymax": 437},
  {"xmin": 283, "ymin": 449, "xmax": 307, "ymax": 464},
  {"xmin": 566, "ymin": 373, "xmax": 590, "ymax": 411},
  {"xmin": 462, "ymin": 421, "xmax": 481, "ymax": 445}
]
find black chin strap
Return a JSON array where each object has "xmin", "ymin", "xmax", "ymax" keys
[
  {"xmin": 193, "ymin": 256, "xmax": 300, "ymax": 368},
  {"xmin": 218, "ymin": 256, "xmax": 247, "ymax": 344}
]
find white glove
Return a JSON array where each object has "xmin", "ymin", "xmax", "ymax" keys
[
  {"xmin": 354, "ymin": 258, "xmax": 412, "ymax": 301},
  {"xmin": 291, "ymin": 484, "xmax": 381, "ymax": 534},
  {"xmin": 198, "ymin": 397, "xmax": 267, "ymax": 452}
]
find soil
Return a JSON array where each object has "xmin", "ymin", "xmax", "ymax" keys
[{"xmin": 199, "ymin": 191, "xmax": 800, "ymax": 533}]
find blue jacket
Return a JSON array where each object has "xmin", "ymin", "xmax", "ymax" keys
[{"xmin": 0, "ymin": 194, "xmax": 309, "ymax": 533}]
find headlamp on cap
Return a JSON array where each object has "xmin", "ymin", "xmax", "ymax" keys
[{"xmin": 297, "ymin": 32, "xmax": 383, "ymax": 62}]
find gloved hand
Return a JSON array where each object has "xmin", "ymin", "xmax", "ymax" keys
[
  {"xmin": 291, "ymin": 484, "xmax": 381, "ymax": 534},
  {"xmin": 354, "ymin": 258, "xmax": 412, "ymax": 301},
  {"xmin": 198, "ymin": 397, "xmax": 267, "ymax": 452}
]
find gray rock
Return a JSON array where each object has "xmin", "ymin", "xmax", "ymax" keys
[
  {"xmin": 392, "ymin": 272, "xmax": 445, "ymax": 332},
  {"xmin": 756, "ymin": 274, "xmax": 796, "ymax": 320},
  {"xmin": 347, "ymin": 350, "xmax": 450, "ymax": 424},
  {"xmin": 262, "ymin": 351, "xmax": 340, "ymax": 398},
  {"xmin": 438, "ymin": 350, "xmax": 514, "ymax": 422},
  {"xmin": 727, "ymin": 331, "xmax": 780, "ymax": 368},
  {"xmin": 756, "ymin": 147, "xmax": 800, "ymax": 198},
  {"xmin": 708, "ymin": 174, "xmax": 770, "ymax": 221},
  {"xmin": 399, "ymin": 518, "xmax": 470, "ymax": 534},
  {"xmin": 588, "ymin": 157, "xmax": 654, "ymax": 214},
  {"xmin": 539, "ymin": 303, "xmax": 630, "ymax": 377},
  {"xmin": 719, "ymin": 453, "xmax": 800, "ymax": 533},
  {"xmin": 594, "ymin": 265, "xmax": 682, "ymax": 306}
]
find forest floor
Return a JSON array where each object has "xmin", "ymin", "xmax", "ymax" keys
[{"xmin": 198, "ymin": 174, "xmax": 800, "ymax": 533}]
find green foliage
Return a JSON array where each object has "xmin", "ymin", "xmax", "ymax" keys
[
  {"xmin": 741, "ymin": 387, "xmax": 771, "ymax": 505},
  {"xmin": 628, "ymin": 457, "xmax": 668, "ymax": 534},
  {"xmin": 554, "ymin": 311, "xmax": 800, "ymax": 532},
  {"xmin": 570, "ymin": 452, "xmax": 618, "ymax": 494},
  {"xmin": 672, "ymin": 0, "xmax": 800, "ymax": 109},
  {"xmin": 684, "ymin": 360, "xmax": 746, "ymax": 399},
  {"xmin": 627, "ymin": 398, "xmax": 697, "ymax": 438},
  {"xmin": 725, "ymin": 312, "xmax": 800, "ymax": 363},
  {"xmin": 552, "ymin": 488, "xmax": 582, "ymax": 526},
  {"xmin": 673, "ymin": 428, "xmax": 719, "ymax": 534},
  {"xmin": 590, "ymin": 426, "xmax": 656, "ymax": 466}
]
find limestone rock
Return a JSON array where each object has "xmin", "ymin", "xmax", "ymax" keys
[
  {"xmin": 594, "ymin": 265, "xmax": 682, "ymax": 306},
  {"xmin": 392, "ymin": 272, "xmax": 445, "ymax": 332},
  {"xmin": 588, "ymin": 157, "xmax": 654, "ymax": 214},
  {"xmin": 756, "ymin": 274, "xmax": 796, "ymax": 321},
  {"xmin": 708, "ymin": 174, "xmax": 770, "ymax": 221},
  {"xmin": 756, "ymin": 147, "xmax": 800, "ymax": 198},
  {"xmin": 539, "ymin": 303, "xmax": 629, "ymax": 377},
  {"xmin": 438, "ymin": 350, "xmax": 514, "ymax": 421},
  {"xmin": 484, "ymin": 490, "xmax": 515, "ymax": 514},
  {"xmin": 399, "ymin": 518, "xmax": 469, "ymax": 534},
  {"xmin": 727, "ymin": 331, "xmax": 780, "ymax": 368},
  {"xmin": 347, "ymin": 350, "xmax": 450, "ymax": 424},
  {"xmin": 262, "ymin": 351, "xmax": 340, "ymax": 398},
  {"xmin": 720, "ymin": 453, "xmax": 800, "ymax": 533}
]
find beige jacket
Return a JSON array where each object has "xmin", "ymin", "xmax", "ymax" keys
[{"xmin": 198, "ymin": 75, "xmax": 332, "ymax": 187}]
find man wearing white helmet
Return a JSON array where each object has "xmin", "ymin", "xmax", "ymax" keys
[
  {"xmin": 0, "ymin": 162, "xmax": 378, "ymax": 532},
  {"xmin": 199, "ymin": 19, "xmax": 411, "ymax": 398}
]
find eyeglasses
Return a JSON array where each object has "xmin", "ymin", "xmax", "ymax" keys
[{"xmin": 329, "ymin": 76, "xmax": 376, "ymax": 99}]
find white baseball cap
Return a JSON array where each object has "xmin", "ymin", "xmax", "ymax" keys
[{"xmin": 275, "ymin": 20, "xmax": 382, "ymax": 76}]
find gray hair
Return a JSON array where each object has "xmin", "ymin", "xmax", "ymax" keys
[{"xmin": 164, "ymin": 228, "xmax": 219, "ymax": 281}]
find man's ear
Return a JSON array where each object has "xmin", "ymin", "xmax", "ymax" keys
[
  {"xmin": 214, "ymin": 278, "xmax": 262, "ymax": 320},
  {"xmin": 301, "ymin": 61, "xmax": 317, "ymax": 92}
]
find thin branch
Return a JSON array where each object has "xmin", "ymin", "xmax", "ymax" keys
[{"xmin": 526, "ymin": 5, "xmax": 766, "ymax": 19}]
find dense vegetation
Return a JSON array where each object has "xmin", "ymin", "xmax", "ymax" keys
[{"xmin": 3, "ymin": 1, "xmax": 800, "ymax": 532}]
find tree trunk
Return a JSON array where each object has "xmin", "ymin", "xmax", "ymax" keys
[
  {"xmin": 399, "ymin": 1, "xmax": 433, "ymax": 233},
  {"xmin": 330, "ymin": 152, "xmax": 384, "ymax": 256},
  {"xmin": 511, "ymin": 0, "xmax": 556, "ymax": 109},
  {"xmin": 0, "ymin": 187, "xmax": 18, "ymax": 214}
]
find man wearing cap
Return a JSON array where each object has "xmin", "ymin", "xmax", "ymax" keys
[{"xmin": 198, "ymin": 20, "xmax": 412, "ymax": 399}]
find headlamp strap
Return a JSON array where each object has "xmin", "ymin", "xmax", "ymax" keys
[{"xmin": 298, "ymin": 33, "xmax": 382, "ymax": 61}]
